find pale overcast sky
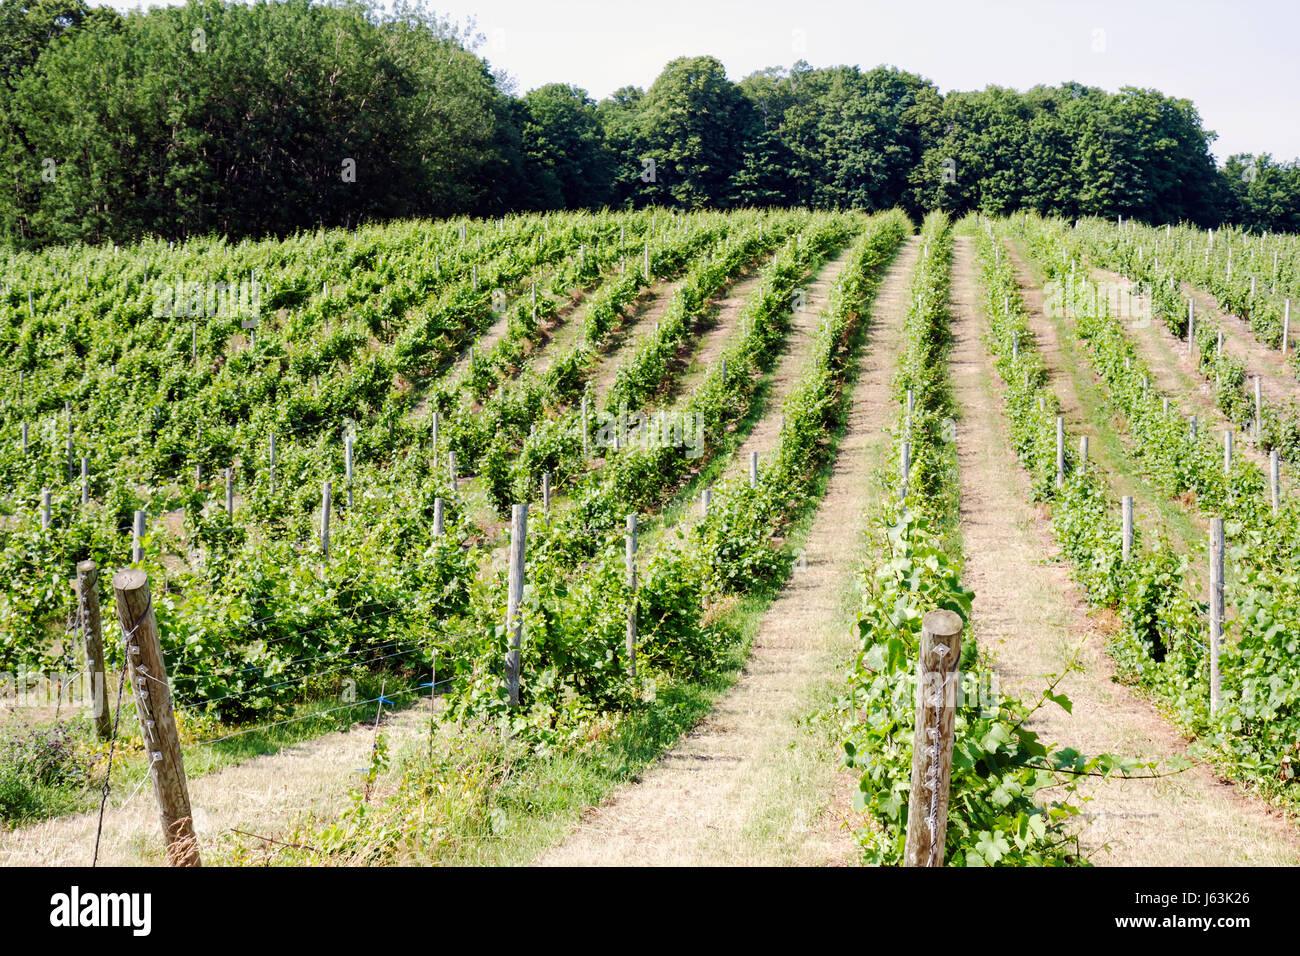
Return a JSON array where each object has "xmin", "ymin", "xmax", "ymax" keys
[{"xmin": 99, "ymin": 0, "xmax": 1300, "ymax": 163}]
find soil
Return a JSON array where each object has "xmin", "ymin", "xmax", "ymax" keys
[
  {"xmin": 950, "ymin": 236, "xmax": 1300, "ymax": 866},
  {"xmin": 534, "ymin": 238, "xmax": 921, "ymax": 866}
]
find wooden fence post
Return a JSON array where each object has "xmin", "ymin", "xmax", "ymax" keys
[
  {"xmin": 1271, "ymin": 449, "xmax": 1281, "ymax": 515},
  {"xmin": 431, "ymin": 411, "xmax": 440, "ymax": 450},
  {"xmin": 1122, "ymin": 496, "xmax": 1134, "ymax": 562},
  {"xmin": 40, "ymin": 488, "xmax": 50, "ymax": 530},
  {"xmin": 1056, "ymin": 416, "xmax": 1065, "ymax": 488},
  {"xmin": 433, "ymin": 497, "xmax": 444, "ymax": 538},
  {"xmin": 320, "ymin": 482, "xmax": 331, "ymax": 559},
  {"xmin": 749, "ymin": 451, "xmax": 759, "ymax": 489},
  {"xmin": 76, "ymin": 560, "xmax": 111, "ymax": 740},
  {"xmin": 112, "ymin": 569, "xmax": 200, "ymax": 867},
  {"xmin": 132, "ymin": 510, "xmax": 145, "ymax": 562},
  {"xmin": 903, "ymin": 609, "xmax": 964, "ymax": 867},
  {"xmin": 1078, "ymin": 435, "xmax": 1088, "ymax": 474},
  {"xmin": 1224, "ymin": 430, "xmax": 1233, "ymax": 474},
  {"xmin": 449, "ymin": 450, "xmax": 458, "ymax": 491},
  {"xmin": 626, "ymin": 513, "xmax": 637, "ymax": 678},
  {"xmin": 1209, "ymin": 518, "xmax": 1224, "ymax": 717},
  {"xmin": 580, "ymin": 396, "xmax": 590, "ymax": 459},
  {"xmin": 900, "ymin": 441, "xmax": 911, "ymax": 502},
  {"xmin": 505, "ymin": 504, "xmax": 528, "ymax": 707},
  {"xmin": 224, "ymin": 468, "xmax": 234, "ymax": 517},
  {"xmin": 66, "ymin": 405, "xmax": 75, "ymax": 482},
  {"xmin": 81, "ymin": 457, "xmax": 89, "ymax": 506},
  {"xmin": 345, "ymin": 435, "xmax": 354, "ymax": 508},
  {"xmin": 1255, "ymin": 377, "xmax": 1263, "ymax": 442}
]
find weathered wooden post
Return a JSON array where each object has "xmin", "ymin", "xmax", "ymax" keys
[
  {"xmin": 65, "ymin": 404, "xmax": 75, "ymax": 482},
  {"xmin": 433, "ymin": 497, "xmax": 444, "ymax": 538},
  {"xmin": 900, "ymin": 441, "xmax": 911, "ymax": 502},
  {"xmin": 625, "ymin": 513, "xmax": 638, "ymax": 678},
  {"xmin": 431, "ymin": 411, "xmax": 440, "ymax": 450},
  {"xmin": 112, "ymin": 569, "xmax": 200, "ymax": 867},
  {"xmin": 320, "ymin": 482, "xmax": 331, "ymax": 559},
  {"xmin": 40, "ymin": 488, "xmax": 51, "ymax": 530},
  {"xmin": 903, "ymin": 609, "xmax": 964, "ymax": 867},
  {"xmin": 224, "ymin": 468, "xmax": 234, "ymax": 517},
  {"xmin": 1224, "ymin": 430, "xmax": 1233, "ymax": 474},
  {"xmin": 1271, "ymin": 449, "xmax": 1281, "ymax": 515},
  {"xmin": 448, "ymin": 450, "xmax": 458, "ymax": 491},
  {"xmin": 700, "ymin": 487, "xmax": 712, "ymax": 517},
  {"xmin": 1209, "ymin": 518, "xmax": 1224, "ymax": 717},
  {"xmin": 345, "ymin": 434, "xmax": 354, "ymax": 509},
  {"xmin": 1254, "ymin": 377, "xmax": 1263, "ymax": 442},
  {"xmin": 81, "ymin": 457, "xmax": 89, "ymax": 506},
  {"xmin": 1122, "ymin": 496, "xmax": 1134, "ymax": 563},
  {"xmin": 1078, "ymin": 435, "xmax": 1088, "ymax": 474},
  {"xmin": 76, "ymin": 561, "xmax": 111, "ymax": 740},
  {"xmin": 1056, "ymin": 416, "xmax": 1065, "ymax": 488},
  {"xmin": 132, "ymin": 510, "xmax": 145, "ymax": 562},
  {"xmin": 505, "ymin": 504, "xmax": 528, "ymax": 707},
  {"xmin": 580, "ymin": 396, "xmax": 590, "ymax": 459},
  {"xmin": 749, "ymin": 451, "xmax": 759, "ymax": 489}
]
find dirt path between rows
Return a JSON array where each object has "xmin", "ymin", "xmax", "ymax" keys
[
  {"xmin": 534, "ymin": 237, "xmax": 919, "ymax": 867},
  {"xmin": 720, "ymin": 247, "xmax": 855, "ymax": 485},
  {"xmin": 1004, "ymin": 241, "xmax": 1205, "ymax": 558},
  {"xmin": 1092, "ymin": 267, "xmax": 1271, "ymax": 474},
  {"xmin": 452, "ymin": 273, "xmax": 591, "ymax": 379},
  {"xmin": 659, "ymin": 265, "xmax": 775, "ymax": 410},
  {"xmin": 951, "ymin": 236, "xmax": 1300, "ymax": 866},
  {"xmin": 410, "ymin": 275, "xmax": 598, "ymax": 419},
  {"xmin": 0, "ymin": 707, "xmax": 427, "ymax": 866},
  {"xmin": 1184, "ymin": 282, "xmax": 1300, "ymax": 412},
  {"xmin": 587, "ymin": 281, "xmax": 685, "ymax": 399}
]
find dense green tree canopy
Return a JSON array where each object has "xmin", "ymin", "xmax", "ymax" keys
[{"xmin": 0, "ymin": 0, "xmax": 1295, "ymax": 247}]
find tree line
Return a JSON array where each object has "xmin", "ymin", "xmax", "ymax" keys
[{"xmin": 2, "ymin": 0, "xmax": 1296, "ymax": 249}]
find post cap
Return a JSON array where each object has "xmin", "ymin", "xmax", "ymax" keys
[{"xmin": 923, "ymin": 609, "xmax": 964, "ymax": 638}]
